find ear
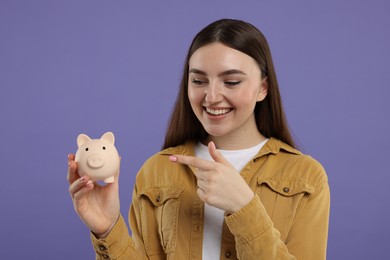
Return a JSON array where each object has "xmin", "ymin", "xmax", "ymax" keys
[
  {"xmin": 256, "ymin": 77, "xmax": 268, "ymax": 102},
  {"xmin": 77, "ymin": 134, "xmax": 91, "ymax": 147},
  {"xmin": 101, "ymin": 132, "xmax": 115, "ymax": 144}
]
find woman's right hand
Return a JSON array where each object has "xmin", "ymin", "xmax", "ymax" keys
[{"xmin": 67, "ymin": 153, "xmax": 120, "ymax": 238}]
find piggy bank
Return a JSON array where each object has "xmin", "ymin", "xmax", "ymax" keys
[{"xmin": 75, "ymin": 132, "xmax": 120, "ymax": 183}]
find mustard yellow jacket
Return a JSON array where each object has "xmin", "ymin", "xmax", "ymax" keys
[{"xmin": 91, "ymin": 138, "xmax": 330, "ymax": 259}]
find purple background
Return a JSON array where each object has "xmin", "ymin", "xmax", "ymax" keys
[{"xmin": 1, "ymin": 0, "xmax": 389, "ymax": 259}]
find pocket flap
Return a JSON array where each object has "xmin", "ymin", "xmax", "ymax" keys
[
  {"xmin": 257, "ymin": 178, "xmax": 314, "ymax": 196},
  {"xmin": 139, "ymin": 186, "xmax": 184, "ymax": 207}
]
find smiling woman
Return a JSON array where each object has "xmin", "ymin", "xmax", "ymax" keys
[
  {"xmin": 164, "ymin": 19, "xmax": 294, "ymax": 151},
  {"xmin": 67, "ymin": 18, "xmax": 330, "ymax": 260},
  {"xmin": 187, "ymin": 42, "xmax": 268, "ymax": 148}
]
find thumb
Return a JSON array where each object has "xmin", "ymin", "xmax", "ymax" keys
[{"xmin": 208, "ymin": 141, "xmax": 232, "ymax": 167}]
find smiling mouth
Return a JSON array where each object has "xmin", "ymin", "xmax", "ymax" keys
[{"xmin": 205, "ymin": 107, "xmax": 233, "ymax": 116}]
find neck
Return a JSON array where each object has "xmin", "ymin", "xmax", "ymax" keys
[{"xmin": 204, "ymin": 131, "xmax": 266, "ymax": 150}]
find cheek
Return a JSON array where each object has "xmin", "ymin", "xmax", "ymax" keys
[
  {"xmin": 229, "ymin": 91, "xmax": 257, "ymax": 108},
  {"xmin": 229, "ymin": 91, "xmax": 258, "ymax": 111},
  {"xmin": 188, "ymin": 87, "xmax": 204, "ymax": 106}
]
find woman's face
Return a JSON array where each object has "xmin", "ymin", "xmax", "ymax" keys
[{"xmin": 188, "ymin": 42, "xmax": 268, "ymax": 146}]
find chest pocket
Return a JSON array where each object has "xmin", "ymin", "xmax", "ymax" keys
[
  {"xmin": 255, "ymin": 178, "xmax": 314, "ymax": 242},
  {"xmin": 138, "ymin": 186, "xmax": 184, "ymax": 256}
]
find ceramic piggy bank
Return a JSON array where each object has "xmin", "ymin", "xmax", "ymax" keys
[{"xmin": 75, "ymin": 132, "xmax": 120, "ymax": 183}]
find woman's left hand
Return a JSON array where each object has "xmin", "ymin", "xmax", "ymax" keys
[{"xmin": 169, "ymin": 141, "xmax": 254, "ymax": 213}]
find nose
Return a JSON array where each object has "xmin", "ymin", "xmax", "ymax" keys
[
  {"xmin": 205, "ymin": 81, "xmax": 223, "ymax": 103},
  {"xmin": 87, "ymin": 154, "xmax": 105, "ymax": 169}
]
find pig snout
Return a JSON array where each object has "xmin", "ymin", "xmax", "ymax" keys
[{"xmin": 87, "ymin": 154, "xmax": 105, "ymax": 169}]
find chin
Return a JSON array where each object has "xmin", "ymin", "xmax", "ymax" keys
[{"xmin": 203, "ymin": 127, "xmax": 229, "ymax": 138}]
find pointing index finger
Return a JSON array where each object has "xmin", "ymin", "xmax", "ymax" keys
[{"xmin": 169, "ymin": 155, "xmax": 214, "ymax": 171}]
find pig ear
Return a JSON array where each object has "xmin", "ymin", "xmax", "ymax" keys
[
  {"xmin": 77, "ymin": 134, "xmax": 91, "ymax": 147},
  {"xmin": 101, "ymin": 132, "xmax": 115, "ymax": 144}
]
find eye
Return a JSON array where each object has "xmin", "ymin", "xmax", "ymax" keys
[
  {"xmin": 224, "ymin": 81, "xmax": 241, "ymax": 87},
  {"xmin": 85, "ymin": 148, "xmax": 89, "ymax": 151},
  {"xmin": 102, "ymin": 146, "xmax": 106, "ymax": 150},
  {"xmin": 191, "ymin": 78, "xmax": 206, "ymax": 86}
]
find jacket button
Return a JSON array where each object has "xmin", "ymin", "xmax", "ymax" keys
[
  {"xmin": 225, "ymin": 251, "xmax": 232, "ymax": 258},
  {"xmin": 193, "ymin": 225, "xmax": 200, "ymax": 231},
  {"xmin": 102, "ymin": 254, "xmax": 110, "ymax": 259},
  {"xmin": 99, "ymin": 245, "xmax": 107, "ymax": 251},
  {"xmin": 156, "ymin": 195, "xmax": 161, "ymax": 202},
  {"xmin": 283, "ymin": 187, "xmax": 290, "ymax": 193}
]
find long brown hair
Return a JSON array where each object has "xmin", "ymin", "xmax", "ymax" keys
[{"xmin": 163, "ymin": 19, "xmax": 295, "ymax": 149}]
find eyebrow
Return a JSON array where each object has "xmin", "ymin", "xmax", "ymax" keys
[{"xmin": 189, "ymin": 68, "xmax": 247, "ymax": 77}]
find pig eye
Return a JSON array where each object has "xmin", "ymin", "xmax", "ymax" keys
[
  {"xmin": 85, "ymin": 148, "xmax": 89, "ymax": 151},
  {"xmin": 102, "ymin": 146, "xmax": 106, "ymax": 150}
]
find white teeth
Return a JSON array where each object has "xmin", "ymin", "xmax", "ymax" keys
[{"xmin": 206, "ymin": 107, "xmax": 231, "ymax": 115}]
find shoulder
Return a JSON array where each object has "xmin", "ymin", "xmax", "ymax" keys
[
  {"xmin": 134, "ymin": 142, "xmax": 195, "ymax": 189},
  {"xmin": 142, "ymin": 142, "xmax": 195, "ymax": 168},
  {"xmin": 259, "ymin": 138, "xmax": 328, "ymax": 189}
]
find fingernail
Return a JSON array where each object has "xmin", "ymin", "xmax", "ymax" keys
[
  {"xmin": 169, "ymin": 155, "xmax": 177, "ymax": 162},
  {"xmin": 80, "ymin": 176, "xmax": 85, "ymax": 182}
]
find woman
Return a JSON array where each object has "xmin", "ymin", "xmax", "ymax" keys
[{"xmin": 68, "ymin": 18, "xmax": 330, "ymax": 259}]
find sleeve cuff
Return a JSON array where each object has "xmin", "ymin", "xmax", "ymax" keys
[
  {"xmin": 225, "ymin": 195, "xmax": 272, "ymax": 245},
  {"xmin": 91, "ymin": 215, "xmax": 132, "ymax": 258}
]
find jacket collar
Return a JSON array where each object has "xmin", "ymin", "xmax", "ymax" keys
[
  {"xmin": 254, "ymin": 137, "xmax": 301, "ymax": 159},
  {"xmin": 160, "ymin": 142, "xmax": 196, "ymax": 156},
  {"xmin": 160, "ymin": 137, "xmax": 300, "ymax": 159}
]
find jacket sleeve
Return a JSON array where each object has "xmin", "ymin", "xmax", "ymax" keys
[
  {"xmin": 90, "ymin": 215, "xmax": 136, "ymax": 259},
  {"xmin": 225, "ymin": 176, "xmax": 330, "ymax": 260},
  {"xmin": 90, "ymin": 189, "xmax": 149, "ymax": 260}
]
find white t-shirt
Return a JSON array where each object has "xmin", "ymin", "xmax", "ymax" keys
[{"xmin": 194, "ymin": 139, "xmax": 268, "ymax": 259}]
